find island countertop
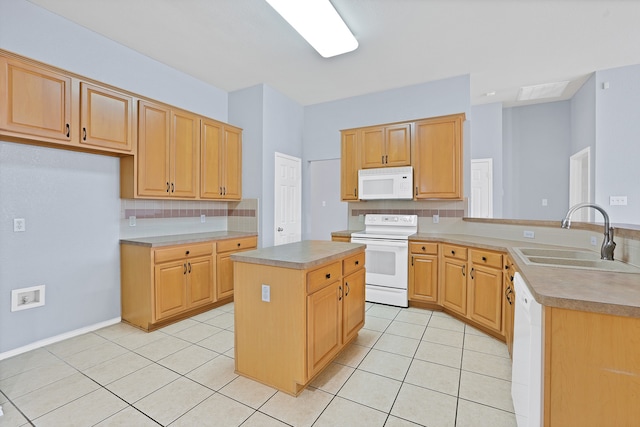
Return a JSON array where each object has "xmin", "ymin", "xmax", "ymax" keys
[{"xmin": 231, "ymin": 240, "xmax": 365, "ymax": 270}]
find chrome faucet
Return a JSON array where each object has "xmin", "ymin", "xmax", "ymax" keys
[{"xmin": 561, "ymin": 203, "xmax": 616, "ymax": 260}]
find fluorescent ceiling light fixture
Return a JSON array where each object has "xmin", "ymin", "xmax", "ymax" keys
[
  {"xmin": 517, "ymin": 81, "xmax": 570, "ymax": 101},
  {"xmin": 265, "ymin": 0, "xmax": 358, "ymax": 58}
]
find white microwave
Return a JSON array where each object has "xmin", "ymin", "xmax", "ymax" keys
[{"xmin": 358, "ymin": 166, "xmax": 413, "ymax": 200}]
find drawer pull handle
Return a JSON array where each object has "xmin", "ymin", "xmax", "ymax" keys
[
  {"xmin": 65, "ymin": 123, "xmax": 70, "ymax": 137},
  {"xmin": 482, "ymin": 256, "xmax": 487, "ymax": 262},
  {"xmin": 470, "ymin": 267, "xmax": 475, "ymax": 279},
  {"xmin": 166, "ymin": 182, "xmax": 170, "ymax": 192},
  {"xmin": 355, "ymin": 260, "xmax": 359, "ymax": 265},
  {"xmin": 339, "ymin": 285, "xmax": 342, "ymax": 301},
  {"xmin": 422, "ymin": 246, "xmax": 426, "ymax": 251},
  {"xmin": 326, "ymin": 273, "xmax": 331, "ymax": 279},
  {"xmin": 505, "ymin": 264, "xmax": 510, "ymax": 270},
  {"xmin": 183, "ymin": 263, "xmax": 187, "ymax": 274},
  {"xmin": 188, "ymin": 262, "xmax": 191, "ymax": 273},
  {"xmin": 237, "ymin": 243, "xmax": 241, "ymax": 247},
  {"xmin": 171, "ymin": 183, "xmax": 174, "ymax": 193},
  {"xmin": 345, "ymin": 282, "xmax": 350, "ymax": 296},
  {"xmin": 451, "ymin": 250, "xmax": 455, "ymax": 255},
  {"xmin": 82, "ymin": 127, "xmax": 87, "ymax": 141}
]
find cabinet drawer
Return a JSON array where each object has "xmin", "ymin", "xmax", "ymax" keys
[
  {"xmin": 308, "ymin": 261, "xmax": 342, "ymax": 294},
  {"xmin": 217, "ymin": 236, "xmax": 258, "ymax": 253},
  {"xmin": 471, "ymin": 249, "xmax": 503, "ymax": 269},
  {"xmin": 154, "ymin": 243, "xmax": 214, "ymax": 263},
  {"xmin": 410, "ymin": 242, "xmax": 438, "ymax": 255},
  {"xmin": 442, "ymin": 244, "xmax": 467, "ymax": 260},
  {"xmin": 343, "ymin": 251, "xmax": 365, "ymax": 276}
]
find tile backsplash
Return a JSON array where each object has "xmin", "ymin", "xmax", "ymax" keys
[
  {"xmin": 348, "ymin": 199, "xmax": 467, "ymax": 230},
  {"xmin": 119, "ymin": 198, "xmax": 259, "ymax": 239}
]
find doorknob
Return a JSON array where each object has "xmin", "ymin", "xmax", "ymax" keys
[{"xmin": 277, "ymin": 227, "xmax": 283, "ymax": 232}]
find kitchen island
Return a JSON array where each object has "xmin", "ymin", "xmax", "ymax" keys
[{"xmin": 231, "ymin": 240, "xmax": 365, "ymax": 396}]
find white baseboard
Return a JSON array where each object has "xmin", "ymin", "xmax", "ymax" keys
[{"xmin": 0, "ymin": 317, "xmax": 121, "ymax": 361}]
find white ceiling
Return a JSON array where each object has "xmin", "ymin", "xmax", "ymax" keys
[{"xmin": 26, "ymin": 0, "xmax": 640, "ymax": 107}]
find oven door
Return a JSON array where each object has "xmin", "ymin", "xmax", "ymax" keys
[{"xmin": 350, "ymin": 237, "xmax": 408, "ymax": 289}]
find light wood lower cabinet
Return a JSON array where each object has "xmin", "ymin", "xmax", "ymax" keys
[
  {"xmin": 121, "ymin": 236, "xmax": 255, "ymax": 331},
  {"xmin": 440, "ymin": 244, "xmax": 468, "ymax": 316},
  {"xmin": 468, "ymin": 249, "xmax": 503, "ymax": 332},
  {"xmin": 409, "ymin": 242, "xmax": 439, "ymax": 303},
  {"xmin": 234, "ymin": 249, "xmax": 365, "ymax": 395},
  {"xmin": 216, "ymin": 236, "xmax": 257, "ymax": 300},
  {"xmin": 544, "ymin": 307, "xmax": 640, "ymax": 426}
]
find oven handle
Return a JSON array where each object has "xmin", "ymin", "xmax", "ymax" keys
[{"xmin": 351, "ymin": 238, "xmax": 409, "ymax": 247}]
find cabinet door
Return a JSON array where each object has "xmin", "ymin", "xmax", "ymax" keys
[
  {"xmin": 385, "ymin": 123, "xmax": 411, "ymax": 166},
  {"xmin": 222, "ymin": 126, "xmax": 242, "ymax": 199},
  {"xmin": 468, "ymin": 264, "xmax": 503, "ymax": 332},
  {"xmin": 154, "ymin": 260, "xmax": 187, "ymax": 321},
  {"xmin": 201, "ymin": 119, "xmax": 223, "ymax": 199},
  {"xmin": 0, "ymin": 57, "xmax": 71, "ymax": 141},
  {"xmin": 340, "ymin": 130, "xmax": 359, "ymax": 200},
  {"xmin": 138, "ymin": 101, "xmax": 171, "ymax": 196},
  {"xmin": 216, "ymin": 252, "xmax": 234, "ymax": 299},
  {"xmin": 307, "ymin": 281, "xmax": 342, "ymax": 378},
  {"xmin": 410, "ymin": 254, "xmax": 438, "ymax": 303},
  {"xmin": 80, "ymin": 82, "xmax": 133, "ymax": 152},
  {"xmin": 343, "ymin": 268, "xmax": 365, "ymax": 343},
  {"xmin": 441, "ymin": 258, "xmax": 467, "ymax": 316},
  {"xmin": 187, "ymin": 255, "xmax": 215, "ymax": 308},
  {"xmin": 414, "ymin": 114, "xmax": 463, "ymax": 199},
  {"xmin": 360, "ymin": 127, "xmax": 385, "ymax": 168},
  {"xmin": 171, "ymin": 109, "xmax": 199, "ymax": 198}
]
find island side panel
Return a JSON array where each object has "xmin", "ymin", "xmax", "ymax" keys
[{"xmin": 234, "ymin": 261, "xmax": 307, "ymax": 394}]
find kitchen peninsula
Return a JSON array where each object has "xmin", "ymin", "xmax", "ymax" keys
[{"xmin": 231, "ymin": 240, "xmax": 365, "ymax": 396}]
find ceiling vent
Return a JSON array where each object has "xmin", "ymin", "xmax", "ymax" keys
[{"xmin": 517, "ymin": 81, "xmax": 569, "ymax": 101}]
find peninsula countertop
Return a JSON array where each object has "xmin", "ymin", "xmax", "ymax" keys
[
  {"xmin": 231, "ymin": 240, "xmax": 365, "ymax": 270},
  {"xmin": 331, "ymin": 229, "xmax": 640, "ymax": 318},
  {"xmin": 120, "ymin": 231, "xmax": 257, "ymax": 247}
]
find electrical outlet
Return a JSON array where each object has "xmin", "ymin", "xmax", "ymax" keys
[
  {"xmin": 262, "ymin": 284, "xmax": 270, "ymax": 302},
  {"xmin": 590, "ymin": 236, "xmax": 598, "ymax": 246},
  {"xmin": 433, "ymin": 214, "xmax": 439, "ymax": 224},
  {"xmin": 11, "ymin": 285, "xmax": 45, "ymax": 311},
  {"xmin": 129, "ymin": 216, "xmax": 136, "ymax": 226},
  {"xmin": 609, "ymin": 196, "xmax": 628, "ymax": 206},
  {"xmin": 523, "ymin": 230, "xmax": 535, "ymax": 239},
  {"xmin": 13, "ymin": 218, "xmax": 26, "ymax": 232},
  {"xmin": 200, "ymin": 214, "xmax": 206, "ymax": 223},
  {"xmin": 542, "ymin": 198, "xmax": 548, "ymax": 206}
]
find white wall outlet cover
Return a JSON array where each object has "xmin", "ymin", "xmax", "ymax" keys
[
  {"xmin": 433, "ymin": 214, "xmax": 439, "ymax": 223},
  {"xmin": 261, "ymin": 284, "xmax": 270, "ymax": 302},
  {"xmin": 13, "ymin": 218, "xmax": 26, "ymax": 232},
  {"xmin": 523, "ymin": 230, "xmax": 535, "ymax": 239},
  {"xmin": 129, "ymin": 216, "xmax": 136, "ymax": 226},
  {"xmin": 200, "ymin": 214, "xmax": 206, "ymax": 223},
  {"xmin": 11, "ymin": 285, "xmax": 45, "ymax": 312}
]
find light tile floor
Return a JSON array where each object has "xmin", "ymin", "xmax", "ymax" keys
[{"xmin": 0, "ymin": 302, "xmax": 516, "ymax": 426}]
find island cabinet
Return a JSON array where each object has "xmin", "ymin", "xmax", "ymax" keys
[
  {"xmin": 340, "ymin": 130, "xmax": 360, "ymax": 201},
  {"xmin": 360, "ymin": 123, "xmax": 411, "ymax": 169},
  {"xmin": 413, "ymin": 113, "xmax": 464, "ymax": 199},
  {"xmin": 233, "ymin": 241, "xmax": 365, "ymax": 396},
  {"xmin": 409, "ymin": 242, "xmax": 439, "ymax": 304}
]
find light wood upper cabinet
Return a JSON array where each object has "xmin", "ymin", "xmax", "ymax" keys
[
  {"xmin": 340, "ymin": 130, "xmax": 359, "ymax": 201},
  {"xmin": 360, "ymin": 123, "xmax": 411, "ymax": 168},
  {"xmin": 413, "ymin": 114, "xmax": 464, "ymax": 199},
  {"xmin": 201, "ymin": 118, "xmax": 242, "ymax": 200},
  {"xmin": 80, "ymin": 82, "xmax": 133, "ymax": 152},
  {"xmin": 137, "ymin": 101, "xmax": 199, "ymax": 198},
  {"xmin": 0, "ymin": 56, "xmax": 72, "ymax": 141}
]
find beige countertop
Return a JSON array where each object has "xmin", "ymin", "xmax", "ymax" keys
[
  {"xmin": 231, "ymin": 240, "xmax": 365, "ymax": 270},
  {"xmin": 120, "ymin": 231, "xmax": 257, "ymax": 247},
  {"xmin": 331, "ymin": 229, "xmax": 640, "ymax": 318}
]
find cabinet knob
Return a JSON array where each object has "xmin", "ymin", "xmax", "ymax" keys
[
  {"xmin": 355, "ymin": 260, "xmax": 359, "ymax": 265},
  {"xmin": 421, "ymin": 246, "xmax": 426, "ymax": 251},
  {"xmin": 186, "ymin": 250, "xmax": 190, "ymax": 255},
  {"xmin": 237, "ymin": 242, "xmax": 241, "ymax": 247},
  {"xmin": 482, "ymin": 256, "xmax": 487, "ymax": 261},
  {"xmin": 451, "ymin": 250, "xmax": 455, "ymax": 255},
  {"xmin": 505, "ymin": 264, "xmax": 510, "ymax": 270},
  {"xmin": 326, "ymin": 273, "xmax": 331, "ymax": 279}
]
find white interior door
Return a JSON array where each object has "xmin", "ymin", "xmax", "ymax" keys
[
  {"xmin": 470, "ymin": 158, "xmax": 493, "ymax": 218},
  {"xmin": 274, "ymin": 152, "xmax": 301, "ymax": 246},
  {"xmin": 569, "ymin": 147, "xmax": 591, "ymax": 222}
]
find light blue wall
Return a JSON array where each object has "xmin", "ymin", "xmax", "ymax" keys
[
  {"xmin": 470, "ymin": 103, "xmax": 504, "ymax": 217},
  {"xmin": 302, "ymin": 76, "xmax": 471, "ymax": 239},
  {"xmin": 0, "ymin": 0, "xmax": 230, "ymax": 354},
  {"xmin": 570, "ymin": 73, "xmax": 597, "ymax": 205},
  {"xmin": 502, "ymin": 101, "xmax": 572, "ymax": 220},
  {"xmin": 594, "ymin": 64, "xmax": 640, "ymax": 223}
]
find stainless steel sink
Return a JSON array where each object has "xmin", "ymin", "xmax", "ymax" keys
[{"xmin": 513, "ymin": 247, "xmax": 640, "ymax": 273}]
